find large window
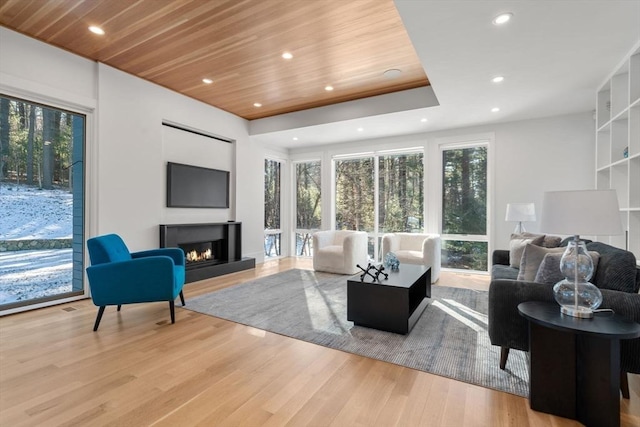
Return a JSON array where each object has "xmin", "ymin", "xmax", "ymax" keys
[
  {"xmin": 441, "ymin": 143, "xmax": 488, "ymax": 271},
  {"xmin": 264, "ymin": 158, "xmax": 282, "ymax": 258},
  {"xmin": 335, "ymin": 150, "xmax": 424, "ymax": 260},
  {"xmin": 295, "ymin": 160, "xmax": 321, "ymax": 256},
  {"xmin": 0, "ymin": 95, "xmax": 85, "ymax": 310}
]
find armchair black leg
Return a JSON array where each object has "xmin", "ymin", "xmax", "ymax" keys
[
  {"xmin": 117, "ymin": 305, "xmax": 122, "ymax": 311},
  {"xmin": 93, "ymin": 306, "xmax": 106, "ymax": 331},
  {"xmin": 179, "ymin": 290, "xmax": 185, "ymax": 306},
  {"xmin": 499, "ymin": 347, "xmax": 510, "ymax": 370},
  {"xmin": 621, "ymin": 371, "xmax": 630, "ymax": 399},
  {"xmin": 169, "ymin": 300, "xmax": 175, "ymax": 324}
]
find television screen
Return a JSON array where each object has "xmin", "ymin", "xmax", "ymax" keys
[{"xmin": 167, "ymin": 162, "xmax": 229, "ymax": 208}]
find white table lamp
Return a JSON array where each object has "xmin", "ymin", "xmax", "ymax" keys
[
  {"xmin": 540, "ymin": 189, "xmax": 622, "ymax": 318},
  {"xmin": 505, "ymin": 203, "xmax": 536, "ymax": 234}
]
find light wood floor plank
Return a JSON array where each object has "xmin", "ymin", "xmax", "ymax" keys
[{"xmin": 1, "ymin": 257, "xmax": 638, "ymax": 426}]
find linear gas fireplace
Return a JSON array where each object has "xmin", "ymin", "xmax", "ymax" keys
[{"xmin": 159, "ymin": 222, "xmax": 255, "ymax": 283}]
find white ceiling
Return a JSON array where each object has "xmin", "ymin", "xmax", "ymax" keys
[{"xmin": 251, "ymin": 0, "xmax": 640, "ymax": 149}]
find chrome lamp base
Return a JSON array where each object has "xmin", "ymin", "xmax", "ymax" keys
[{"xmin": 560, "ymin": 305, "xmax": 594, "ymax": 319}]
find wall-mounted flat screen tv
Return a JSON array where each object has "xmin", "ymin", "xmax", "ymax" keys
[{"xmin": 167, "ymin": 162, "xmax": 229, "ymax": 208}]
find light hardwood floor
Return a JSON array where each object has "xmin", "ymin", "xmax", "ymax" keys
[{"xmin": 1, "ymin": 258, "xmax": 638, "ymax": 426}]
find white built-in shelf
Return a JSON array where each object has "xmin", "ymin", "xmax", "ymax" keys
[{"xmin": 595, "ymin": 40, "xmax": 640, "ymax": 260}]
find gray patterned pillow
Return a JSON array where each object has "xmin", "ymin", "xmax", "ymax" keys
[{"xmin": 534, "ymin": 251, "xmax": 600, "ymax": 285}]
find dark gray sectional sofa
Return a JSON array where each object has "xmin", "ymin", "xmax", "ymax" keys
[{"xmin": 488, "ymin": 241, "xmax": 640, "ymax": 397}]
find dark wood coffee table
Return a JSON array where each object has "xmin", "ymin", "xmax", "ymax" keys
[
  {"xmin": 518, "ymin": 301, "xmax": 640, "ymax": 427},
  {"xmin": 347, "ymin": 264, "xmax": 431, "ymax": 334}
]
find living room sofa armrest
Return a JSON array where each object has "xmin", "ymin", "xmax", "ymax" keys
[
  {"xmin": 492, "ymin": 250, "xmax": 510, "ymax": 266},
  {"xmin": 488, "ymin": 279, "xmax": 556, "ymax": 352},
  {"xmin": 132, "ymin": 248, "xmax": 185, "ymax": 266}
]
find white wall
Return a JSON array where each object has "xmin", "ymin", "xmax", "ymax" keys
[
  {"xmin": 0, "ymin": 28, "xmax": 264, "ymax": 261},
  {"xmin": 289, "ymin": 112, "xmax": 595, "ymax": 257}
]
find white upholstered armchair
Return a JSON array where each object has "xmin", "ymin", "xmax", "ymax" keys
[
  {"xmin": 312, "ymin": 230, "xmax": 368, "ymax": 275},
  {"xmin": 381, "ymin": 233, "xmax": 441, "ymax": 283}
]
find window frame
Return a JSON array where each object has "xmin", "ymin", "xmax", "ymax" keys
[{"xmin": 438, "ymin": 136, "xmax": 493, "ymax": 273}]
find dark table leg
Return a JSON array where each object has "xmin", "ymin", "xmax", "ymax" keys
[
  {"xmin": 528, "ymin": 322, "xmax": 576, "ymax": 419},
  {"xmin": 528, "ymin": 322, "xmax": 621, "ymax": 427},
  {"xmin": 576, "ymin": 335, "xmax": 620, "ymax": 427}
]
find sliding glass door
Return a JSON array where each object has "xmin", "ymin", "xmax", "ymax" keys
[{"xmin": 0, "ymin": 95, "xmax": 85, "ymax": 310}]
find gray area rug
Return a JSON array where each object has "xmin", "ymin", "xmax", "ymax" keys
[{"xmin": 185, "ymin": 269, "xmax": 529, "ymax": 397}]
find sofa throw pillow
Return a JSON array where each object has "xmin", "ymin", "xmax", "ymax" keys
[
  {"xmin": 541, "ymin": 235, "xmax": 562, "ymax": 248},
  {"xmin": 509, "ymin": 234, "xmax": 545, "ymax": 268},
  {"xmin": 534, "ymin": 251, "xmax": 601, "ymax": 285},
  {"xmin": 517, "ymin": 244, "xmax": 566, "ymax": 281}
]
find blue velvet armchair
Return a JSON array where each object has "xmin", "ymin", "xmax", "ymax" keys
[{"xmin": 86, "ymin": 234, "xmax": 186, "ymax": 331}]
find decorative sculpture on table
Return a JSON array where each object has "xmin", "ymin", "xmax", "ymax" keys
[
  {"xmin": 356, "ymin": 263, "xmax": 389, "ymax": 282},
  {"xmin": 383, "ymin": 252, "xmax": 400, "ymax": 271}
]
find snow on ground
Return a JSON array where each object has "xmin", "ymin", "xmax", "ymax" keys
[
  {"xmin": 0, "ymin": 182, "xmax": 73, "ymax": 304},
  {"xmin": 0, "ymin": 249, "xmax": 72, "ymax": 303},
  {"xmin": 0, "ymin": 182, "xmax": 73, "ymax": 239}
]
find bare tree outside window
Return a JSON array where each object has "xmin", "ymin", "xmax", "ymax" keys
[
  {"xmin": 264, "ymin": 159, "xmax": 282, "ymax": 257},
  {"xmin": 295, "ymin": 161, "xmax": 321, "ymax": 256},
  {"xmin": 335, "ymin": 152, "xmax": 424, "ymax": 260}
]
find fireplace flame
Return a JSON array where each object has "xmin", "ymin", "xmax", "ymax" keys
[{"xmin": 186, "ymin": 248, "xmax": 212, "ymax": 262}]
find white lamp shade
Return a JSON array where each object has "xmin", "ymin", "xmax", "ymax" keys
[
  {"xmin": 505, "ymin": 203, "xmax": 536, "ymax": 222},
  {"xmin": 540, "ymin": 189, "xmax": 622, "ymax": 236}
]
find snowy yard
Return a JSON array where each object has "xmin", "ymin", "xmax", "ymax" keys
[{"xmin": 0, "ymin": 182, "xmax": 73, "ymax": 304}]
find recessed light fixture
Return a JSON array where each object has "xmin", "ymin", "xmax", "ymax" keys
[
  {"xmin": 492, "ymin": 13, "xmax": 513, "ymax": 25},
  {"xmin": 383, "ymin": 69, "xmax": 402, "ymax": 79},
  {"xmin": 492, "ymin": 76, "xmax": 504, "ymax": 83},
  {"xmin": 88, "ymin": 26, "xmax": 105, "ymax": 35},
  {"xmin": 282, "ymin": 52, "xmax": 293, "ymax": 59},
  {"xmin": 357, "ymin": 127, "xmax": 364, "ymax": 132},
  {"xmin": 202, "ymin": 78, "xmax": 213, "ymax": 84},
  {"xmin": 292, "ymin": 137, "xmax": 298, "ymax": 141},
  {"xmin": 491, "ymin": 107, "xmax": 500, "ymax": 112},
  {"xmin": 420, "ymin": 118, "xmax": 428, "ymax": 123},
  {"xmin": 254, "ymin": 103, "xmax": 262, "ymax": 107},
  {"xmin": 325, "ymin": 85, "xmax": 334, "ymax": 91}
]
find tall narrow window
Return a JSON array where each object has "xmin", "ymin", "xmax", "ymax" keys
[
  {"xmin": 264, "ymin": 158, "xmax": 282, "ymax": 258},
  {"xmin": 295, "ymin": 160, "xmax": 321, "ymax": 256},
  {"xmin": 0, "ymin": 95, "xmax": 85, "ymax": 310},
  {"xmin": 441, "ymin": 144, "xmax": 488, "ymax": 271}
]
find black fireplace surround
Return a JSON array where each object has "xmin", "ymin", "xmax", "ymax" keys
[{"xmin": 159, "ymin": 222, "xmax": 255, "ymax": 283}]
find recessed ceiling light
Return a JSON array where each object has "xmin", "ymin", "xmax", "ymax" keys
[
  {"xmin": 254, "ymin": 103, "xmax": 262, "ymax": 107},
  {"xmin": 202, "ymin": 78, "xmax": 213, "ymax": 84},
  {"xmin": 88, "ymin": 26, "xmax": 105, "ymax": 35},
  {"xmin": 383, "ymin": 69, "xmax": 402, "ymax": 79},
  {"xmin": 492, "ymin": 13, "xmax": 513, "ymax": 25},
  {"xmin": 491, "ymin": 107, "xmax": 500, "ymax": 112},
  {"xmin": 420, "ymin": 118, "xmax": 428, "ymax": 123},
  {"xmin": 292, "ymin": 137, "xmax": 298, "ymax": 141},
  {"xmin": 325, "ymin": 85, "xmax": 334, "ymax": 91},
  {"xmin": 282, "ymin": 52, "xmax": 293, "ymax": 59},
  {"xmin": 492, "ymin": 76, "xmax": 504, "ymax": 83},
  {"xmin": 357, "ymin": 127, "xmax": 364, "ymax": 132}
]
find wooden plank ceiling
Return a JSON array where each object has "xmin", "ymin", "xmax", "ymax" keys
[{"xmin": 0, "ymin": 0, "xmax": 430, "ymax": 120}]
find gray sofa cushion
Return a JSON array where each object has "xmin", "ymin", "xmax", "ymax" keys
[
  {"xmin": 587, "ymin": 242, "xmax": 639, "ymax": 293},
  {"xmin": 491, "ymin": 264, "xmax": 519, "ymax": 280}
]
